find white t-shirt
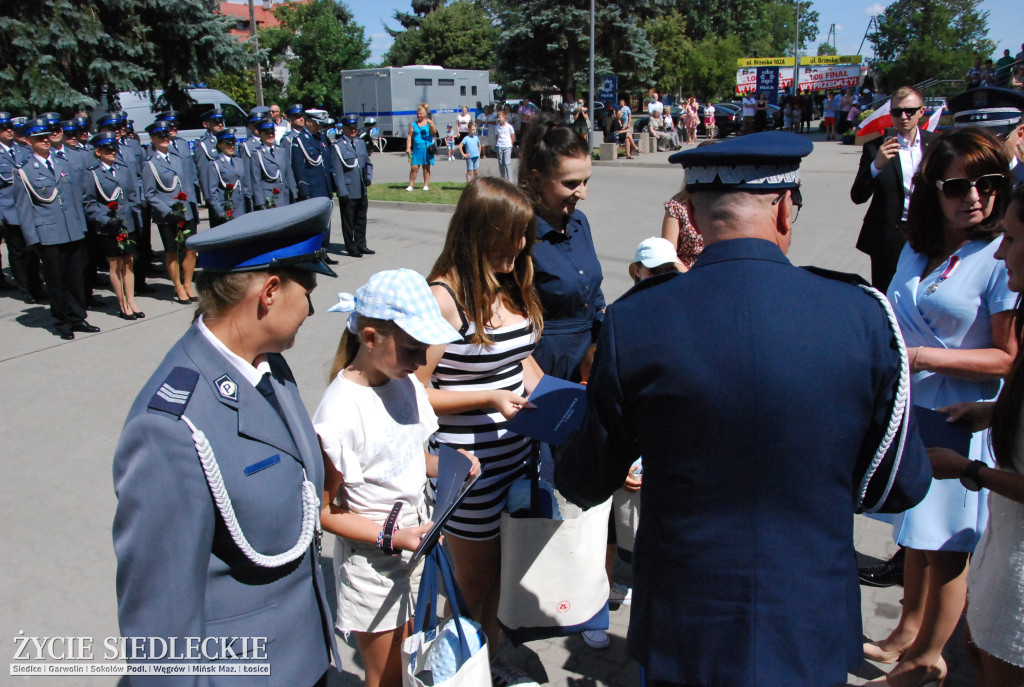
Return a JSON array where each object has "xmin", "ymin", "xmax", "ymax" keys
[
  {"xmin": 457, "ymin": 112, "xmax": 472, "ymax": 134},
  {"xmin": 495, "ymin": 121, "xmax": 514, "ymax": 148},
  {"xmin": 313, "ymin": 373, "xmax": 437, "ymax": 520},
  {"xmin": 648, "ymin": 100, "xmax": 664, "ymax": 116},
  {"xmin": 742, "ymin": 96, "xmax": 756, "ymax": 117}
]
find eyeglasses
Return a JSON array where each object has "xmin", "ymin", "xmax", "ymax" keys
[
  {"xmin": 935, "ymin": 174, "xmax": 1005, "ymax": 199},
  {"xmin": 890, "ymin": 106, "xmax": 922, "ymax": 118},
  {"xmin": 772, "ymin": 187, "xmax": 803, "ymax": 222}
]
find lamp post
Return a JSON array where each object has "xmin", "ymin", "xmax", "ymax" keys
[
  {"xmin": 792, "ymin": 0, "xmax": 800, "ymax": 96},
  {"xmin": 248, "ymin": 0, "xmax": 265, "ymax": 107},
  {"xmin": 589, "ymin": 0, "xmax": 595, "ymax": 151}
]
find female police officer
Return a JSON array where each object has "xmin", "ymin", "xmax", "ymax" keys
[{"xmin": 112, "ymin": 199, "xmax": 340, "ymax": 686}]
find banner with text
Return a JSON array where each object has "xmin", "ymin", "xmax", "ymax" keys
[
  {"xmin": 736, "ymin": 68, "xmax": 793, "ymax": 94},
  {"xmin": 796, "ymin": 64, "xmax": 861, "ymax": 91}
]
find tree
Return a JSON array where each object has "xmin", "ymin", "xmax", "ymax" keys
[
  {"xmin": 389, "ymin": 0, "xmax": 447, "ymax": 34},
  {"xmin": 869, "ymin": 0, "xmax": 993, "ymax": 89},
  {"xmin": 492, "ymin": 0, "xmax": 655, "ymax": 100},
  {"xmin": 0, "ymin": 0, "xmax": 244, "ymax": 113},
  {"xmin": 817, "ymin": 42, "xmax": 837, "ymax": 56},
  {"xmin": 261, "ymin": 0, "xmax": 369, "ymax": 113},
  {"xmin": 383, "ymin": 1, "xmax": 497, "ymax": 69},
  {"xmin": 673, "ymin": 0, "xmax": 817, "ymax": 54}
]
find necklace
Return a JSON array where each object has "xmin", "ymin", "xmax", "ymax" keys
[{"xmin": 492, "ymin": 297, "xmax": 505, "ymax": 327}]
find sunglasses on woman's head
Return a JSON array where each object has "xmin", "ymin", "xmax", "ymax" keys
[{"xmin": 934, "ymin": 174, "xmax": 1005, "ymax": 199}]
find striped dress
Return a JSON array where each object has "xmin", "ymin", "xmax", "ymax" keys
[{"xmin": 429, "ymin": 297, "xmax": 537, "ymax": 540}]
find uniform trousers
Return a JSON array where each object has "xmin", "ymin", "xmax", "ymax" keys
[
  {"xmin": 339, "ymin": 194, "xmax": 368, "ymax": 254},
  {"xmin": 38, "ymin": 239, "xmax": 88, "ymax": 333},
  {"xmin": 2, "ymin": 221, "xmax": 44, "ymax": 299}
]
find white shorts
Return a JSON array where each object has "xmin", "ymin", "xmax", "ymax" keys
[{"xmin": 333, "ymin": 499, "xmax": 430, "ymax": 633}]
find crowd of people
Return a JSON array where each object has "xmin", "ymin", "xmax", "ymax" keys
[
  {"xmin": 3, "ymin": 59, "xmax": 1022, "ymax": 687},
  {"xmin": 0, "ymin": 101, "xmax": 375, "ymax": 338}
]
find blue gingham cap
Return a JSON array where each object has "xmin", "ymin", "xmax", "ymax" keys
[{"xmin": 328, "ymin": 269, "xmax": 461, "ymax": 345}]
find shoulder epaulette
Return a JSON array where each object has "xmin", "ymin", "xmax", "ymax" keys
[
  {"xmin": 801, "ymin": 265, "xmax": 871, "ymax": 287},
  {"xmin": 87, "ymin": 163, "xmax": 101, "ymax": 171},
  {"xmin": 147, "ymin": 366, "xmax": 200, "ymax": 418}
]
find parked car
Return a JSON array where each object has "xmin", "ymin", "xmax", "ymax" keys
[
  {"xmin": 708, "ymin": 102, "xmax": 743, "ymax": 138},
  {"xmin": 632, "ymin": 101, "xmax": 719, "ymax": 139},
  {"xmin": 101, "ymin": 88, "xmax": 247, "ymax": 145}
]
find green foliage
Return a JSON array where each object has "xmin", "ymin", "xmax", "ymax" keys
[
  {"xmin": 0, "ymin": 0, "xmax": 243, "ymax": 113},
  {"xmin": 492, "ymin": 0, "xmax": 654, "ymax": 100},
  {"xmin": 384, "ymin": 1, "xmax": 497, "ymax": 69},
  {"xmin": 643, "ymin": 12, "xmax": 743, "ymax": 101},
  {"xmin": 390, "ymin": 0, "xmax": 448, "ymax": 34},
  {"xmin": 869, "ymin": 0, "xmax": 994, "ymax": 89},
  {"xmin": 262, "ymin": 0, "xmax": 369, "ymax": 113},
  {"xmin": 817, "ymin": 42, "xmax": 838, "ymax": 56},
  {"xmin": 673, "ymin": 0, "xmax": 817, "ymax": 54}
]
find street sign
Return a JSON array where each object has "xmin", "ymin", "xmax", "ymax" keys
[
  {"xmin": 598, "ymin": 75, "xmax": 617, "ymax": 105},
  {"xmin": 737, "ymin": 57, "xmax": 795, "ymax": 68},
  {"xmin": 802, "ymin": 55, "xmax": 863, "ymax": 65},
  {"xmin": 757, "ymin": 67, "xmax": 779, "ymax": 103}
]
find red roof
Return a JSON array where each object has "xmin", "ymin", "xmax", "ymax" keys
[{"xmin": 218, "ymin": 1, "xmax": 310, "ymax": 39}]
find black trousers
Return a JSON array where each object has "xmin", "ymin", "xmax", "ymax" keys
[
  {"xmin": 339, "ymin": 194, "xmax": 368, "ymax": 253},
  {"xmin": 2, "ymin": 221, "xmax": 44, "ymax": 298},
  {"xmin": 38, "ymin": 239, "xmax": 88, "ymax": 333}
]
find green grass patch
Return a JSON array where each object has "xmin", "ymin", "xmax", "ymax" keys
[{"xmin": 368, "ymin": 182, "xmax": 466, "ymax": 204}]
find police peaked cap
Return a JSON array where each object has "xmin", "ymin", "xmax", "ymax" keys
[
  {"xmin": 202, "ymin": 108, "xmax": 225, "ymax": 122},
  {"xmin": 669, "ymin": 131, "xmax": 813, "ymax": 191},
  {"xmin": 948, "ymin": 87, "xmax": 1024, "ymax": 135},
  {"xmin": 187, "ymin": 198, "xmax": 338, "ymax": 277}
]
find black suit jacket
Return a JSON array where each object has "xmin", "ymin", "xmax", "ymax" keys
[{"xmin": 851, "ymin": 128, "xmax": 938, "ymax": 259}]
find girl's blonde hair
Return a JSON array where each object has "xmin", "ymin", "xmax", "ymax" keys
[
  {"xmin": 428, "ymin": 178, "xmax": 543, "ymax": 345},
  {"xmin": 328, "ymin": 315, "xmax": 400, "ymax": 381}
]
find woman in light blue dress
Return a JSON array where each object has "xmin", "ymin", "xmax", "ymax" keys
[
  {"xmin": 865, "ymin": 129, "xmax": 1017, "ymax": 686},
  {"xmin": 405, "ymin": 103, "xmax": 437, "ymax": 192}
]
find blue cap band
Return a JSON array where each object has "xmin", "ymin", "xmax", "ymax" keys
[{"xmin": 197, "ymin": 234, "xmax": 322, "ymax": 272}]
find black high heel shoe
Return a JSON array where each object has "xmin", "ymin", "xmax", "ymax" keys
[{"xmin": 119, "ymin": 312, "xmax": 137, "ymax": 321}]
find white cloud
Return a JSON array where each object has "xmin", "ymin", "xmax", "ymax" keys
[{"xmin": 866, "ymin": 3, "xmax": 885, "ymax": 15}]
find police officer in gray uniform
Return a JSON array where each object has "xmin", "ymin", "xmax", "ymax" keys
[
  {"xmin": 946, "ymin": 86, "xmax": 1024, "ymax": 187},
  {"xmin": 0, "ymin": 111, "xmax": 44, "ymax": 299},
  {"xmin": 239, "ymin": 106, "xmax": 269, "ymax": 213},
  {"xmin": 329, "ymin": 114, "xmax": 374, "ymax": 257},
  {"xmin": 250, "ymin": 118, "xmax": 296, "ymax": 210},
  {"xmin": 290, "ymin": 109, "xmax": 337, "ymax": 263},
  {"xmin": 113, "ymin": 198, "xmax": 340, "ymax": 686},
  {"xmin": 279, "ymin": 103, "xmax": 305, "ymax": 153},
  {"xmin": 13, "ymin": 117, "xmax": 97, "ymax": 339},
  {"xmin": 193, "ymin": 108, "xmax": 226, "ymax": 187}
]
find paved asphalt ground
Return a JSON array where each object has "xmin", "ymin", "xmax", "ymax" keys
[{"xmin": 1, "ymin": 135, "xmax": 975, "ymax": 685}]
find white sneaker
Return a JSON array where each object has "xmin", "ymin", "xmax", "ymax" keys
[
  {"xmin": 422, "ymin": 185, "xmax": 430, "ymax": 191},
  {"xmin": 490, "ymin": 657, "xmax": 540, "ymax": 686},
  {"xmin": 405, "ymin": 186, "xmax": 414, "ymax": 192},
  {"xmin": 610, "ymin": 582, "xmax": 632, "ymax": 606},
  {"xmin": 582, "ymin": 629, "xmax": 610, "ymax": 649}
]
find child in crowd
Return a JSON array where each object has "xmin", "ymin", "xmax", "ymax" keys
[
  {"xmin": 823, "ymin": 93, "xmax": 837, "ymax": 141},
  {"xmin": 628, "ymin": 236, "xmax": 682, "ymax": 284},
  {"xmin": 445, "ymin": 123, "xmax": 457, "ymax": 161},
  {"xmin": 494, "ymin": 109, "xmax": 516, "ymax": 181},
  {"xmin": 313, "ymin": 268, "xmax": 479, "ymax": 687},
  {"xmin": 703, "ymin": 101, "xmax": 716, "ymax": 140},
  {"xmin": 459, "ymin": 122, "xmax": 482, "ymax": 183}
]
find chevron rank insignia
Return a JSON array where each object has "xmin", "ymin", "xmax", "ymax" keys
[
  {"xmin": 215, "ymin": 374, "xmax": 238, "ymax": 401},
  {"xmin": 148, "ymin": 367, "xmax": 200, "ymax": 418}
]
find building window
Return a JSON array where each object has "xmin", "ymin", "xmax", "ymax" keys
[
  {"xmin": 414, "ymin": 78, "xmax": 433, "ymax": 86},
  {"xmin": 471, "ymin": 86, "xmax": 478, "ymax": 96},
  {"xmin": 460, "ymin": 86, "xmax": 466, "ymax": 96}
]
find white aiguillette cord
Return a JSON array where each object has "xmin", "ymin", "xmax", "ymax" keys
[
  {"xmin": 856, "ymin": 285, "xmax": 911, "ymax": 513},
  {"xmin": 181, "ymin": 415, "xmax": 321, "ymax": 568}
]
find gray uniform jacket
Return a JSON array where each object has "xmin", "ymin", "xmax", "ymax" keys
[
  {"xmin": 13, "ymin": 154, "xmax": 87, "ymax": 246},
  {"xmin": 328, "ymin": 135, "xmax": 373, "ymax": 200},
  {"xmin": 0, "ymin": 143, "xmax": 20, "ymax": 226},
  {"xmin": 193, "ymin": 132, "xmax": 219, "ymax": 179},
  {"xmin": 170, "ymin": 138, "xmax": 201, "ymax": 201},
  {"xmin": 238, "ymin": 136, "xmax": 259, "ymax": 204},
  {"xmin": 250, "ymin": 141, "xmax": 296, "ymax": 209},
  {"xmin": 142, "ymin": 153, "xmax": 195, "ymax": 225},
  {"xmin": 200, "ymin": 155, "xmax": 247, "ymax": 222},
  {"xmin": 82, "ymin": 162, "xmax": 139, "ymax": 233},
  {"xmin": 113, "ymin": 325, "xmax": 339, "ymax": 686}
]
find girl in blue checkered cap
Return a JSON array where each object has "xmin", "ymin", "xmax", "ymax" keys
[{"xmin": 312, "ymin": 268, "xmax": 480, "ymax": 687}]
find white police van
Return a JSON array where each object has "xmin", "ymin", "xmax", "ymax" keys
[
  {"xmin": 111, "ymin": 88, "xmax": 247, "ymax": 145},
  {"xmin": 341, "ymin": 65, "xmax": 493, "ymax": 140}
]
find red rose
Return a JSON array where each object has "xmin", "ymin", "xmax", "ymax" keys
[
  {"xmin": 272, "ymin": 188, "xmax": 281, "ymax": 195},
  {"xmin": 226, "ymin": 209, "xmax": 233, "ymax": 219},
  {"xmin": 117, "ymin": 233, "xmax": 127, "ymax": 242},
  {"xmin": 225, "ymin": 183, "xmax": 235, "ymax": 191},
  {"xmin": 107, "ymin": 201, "xmax": 119, "ymax": 211},
  {"xmin": 175, "ymin": 191, "xmax": 188, "ymax": 201},
  {"xmin": 178, "ymin": 221, "xmax": 185, "ymax": 228}
]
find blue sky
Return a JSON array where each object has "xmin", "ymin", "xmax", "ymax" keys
[{"xmin": 348, "ymin": 0, "xmax": 1023, "ymax": 66}]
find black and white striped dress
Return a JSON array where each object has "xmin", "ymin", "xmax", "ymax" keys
[{"xmin": 429, "ymin": 306, "xmax": 537, "ymax": 540}]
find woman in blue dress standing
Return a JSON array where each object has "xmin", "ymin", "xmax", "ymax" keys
[
  {"xmin": 405, "ymin": 103, "xmax": 437, "ymax": 192},
  {"xmin": 201, "ymin": 130, "xmax": 248, "ymax": 227},
  {"xmin": 517, "ymin": 112, "xmax": 605, "ymax": 383},
  {"xmin": 865, "ymin": 128, "xmax": 1017, "ymax": 686}
]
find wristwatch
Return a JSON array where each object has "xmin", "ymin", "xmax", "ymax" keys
[{"xmin": 960, "ymin": 460, "xmax": 986, "ymax": 492}]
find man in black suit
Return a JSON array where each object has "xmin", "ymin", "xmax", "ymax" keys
[{"xmin": 851, "ymin": 86, "xmax": 938, "ymax": 292}]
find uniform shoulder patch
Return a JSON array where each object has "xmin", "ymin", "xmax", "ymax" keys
[{"xmin": 148, "ymin": 366, "xmax": 201, "ymax": 417}]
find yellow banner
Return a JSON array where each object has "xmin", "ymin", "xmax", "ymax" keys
[
  {"xmin": 802, "ymin": 55, "xmax": 863, "ymax": 65},
  {"xmin": 736, "ymin": 57, "xmax": 795, "ymax": 67}
]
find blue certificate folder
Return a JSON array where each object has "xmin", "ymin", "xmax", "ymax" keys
[
  {"xmin": 506, "ymin": 375, "xmax": 588, "ymax": 446},
  {"xmin": 913, "ymin": 405, "xmax": 972, "ymax": 456},
  {"xmin": 410, "ymin": 445, "xmax": 479, "ymax": 566}
]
